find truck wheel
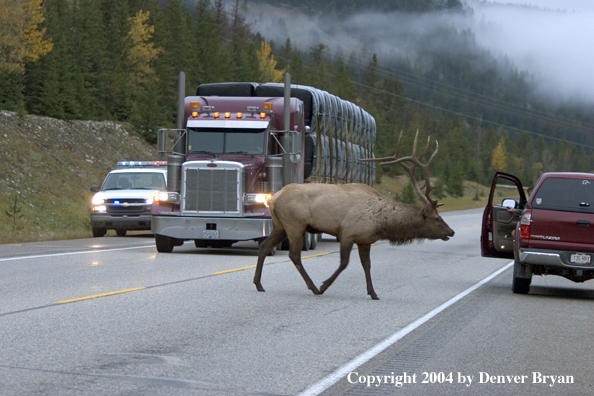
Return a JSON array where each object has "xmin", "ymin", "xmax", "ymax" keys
[
  {"xmin": 155, "ymin": 234, "xmax": 175, "ymax": 253},
  {"xmin": 309, "ymin": 233, "xmax": 318, "ymax": 250},
  {"xmin": 92, "ymin": 228, "xmax": 106, "ymax": 238},
  {"xmin": 116, "ymin": 229, "xmax": 127, "ymax": 237},
  {"xmin": 302, "ymin": 232, "xmax": 311, "ymax": 251},
  {"xmin": 194, "ymin": 240, "xmax": 208, "ymax": 248},
  {"xmin": 280, "ymin": 238, "xmax": 290, "ymax": 251}
]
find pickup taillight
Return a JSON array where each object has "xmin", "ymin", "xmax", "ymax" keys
[{"xmin": 519, "ymin": 211, "xmax": 531, "ymax": 239}]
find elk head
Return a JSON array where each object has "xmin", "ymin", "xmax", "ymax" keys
[{"xmin": 361, "ymin": 130, "xmax": 453, "ymax": 242}]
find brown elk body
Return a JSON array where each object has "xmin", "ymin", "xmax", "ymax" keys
[{"xmin": 253, "ymin": 132, "xmax": 455, "ymax": 299}]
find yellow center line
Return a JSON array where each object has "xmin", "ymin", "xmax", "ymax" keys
[
  {"xmin": 211, "ymin": 265, "xmax": 257, "ymax": 275},
  {"xmin": 301, "ymin": 252, "xmax": 330, "ymax": 259},
  {"xmin": 55, "ymin": 287, "xmax": 145, "ymax": 304},
  {"xmin": 55, "ymin": 251, "xmax": 335, "ymax": 304},
  {"xmin": 211, "ymin": 252, "xmax": 332, "ymax": 275}
]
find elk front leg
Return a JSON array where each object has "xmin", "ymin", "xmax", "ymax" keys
[
  {"xmin": 288, "ymin": 237, "xmax": 320, "ymax": 295},
  {"xmin": 320, "ymin": 240, "xmax": 353, "ymax": 295},
  {"xmin": 254, "ymin": 229, "xmax": 287, "ymax": 292},
  {"xmin": 358, "ymin": 244, "xmax": 378, "ymax": 300}
]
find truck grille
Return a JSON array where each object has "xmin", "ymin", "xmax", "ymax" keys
[{"xmin": 182, "ymin": 164, "xmax": 242, "ymax": 215}]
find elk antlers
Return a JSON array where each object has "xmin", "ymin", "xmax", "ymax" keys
[{"xmin": 362, "ymin": 130, "xmax": 442, "ymax": 208}]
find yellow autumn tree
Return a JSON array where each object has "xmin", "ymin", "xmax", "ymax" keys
[
  {"xmin": 490, "ymin": 140, "xmax": 507, "ymax": 172},
  {"xmin": 257, "ymin": 41, "xmax": 285, "ymax": 83},
  {"xmin": 126, "ymin": 10, "xmax": 161, "ymax": 89},
  {"xmin": 0, "ymin": 0, "xmax": 53, "ymax": 73}
]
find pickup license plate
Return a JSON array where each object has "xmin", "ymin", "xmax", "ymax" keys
[
  {"xmin": 570, "ymin": 253, "xmax": 591, "ymax": 264},
  {"xmin": 203, "ymin": 230, "xmax": 219, "ymax": 239}
]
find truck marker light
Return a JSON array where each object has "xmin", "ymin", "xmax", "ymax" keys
[
  {"xmin": 262, "ymin": 102, "xmax": 273, "ymax": 111},
  {"xmin": 260, "ymin": 112, "xmax": 266, "ymax": 119},
  {"xmin": 189, "ymin": 101, "xmax": 200, "ymax": 109},
  {"xmin": 225, "ymin": 112, "xmax": 231, "ymax": 119},
  {"xmin": 214, "ymin": 112, "xmax": 220, "ymax": 119},
  {"xmin": 191, "ymin": 111, "xmax": 198, "ymax": 118},
  {"xmin": 236, "ymin": 112, "xmax": 243, "ymax": 119}
]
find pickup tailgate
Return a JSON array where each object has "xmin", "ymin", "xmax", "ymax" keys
[{"xmin": 529, "ymin": 208, "xmax": 594, "ymax": 251}]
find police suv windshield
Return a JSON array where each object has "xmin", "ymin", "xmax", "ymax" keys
[
  {"xmin": 188, "ymin": 128, "xmax": 266, "ymax": 155},
  {"xmin": 102, "ymin": 172, "xmax": 166, "ymax": 190}
]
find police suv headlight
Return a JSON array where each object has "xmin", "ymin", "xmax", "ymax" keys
[
  {"xmin": 154, "ymin": 191, "xmax": 180, "ymax": 204},
  {"xmin": 245, "ymin": 193, "xmax": 272, "ymax": 205},
  {"xmin": 91, "ymin": 195, "xmax": 104, "ymax": 205}
]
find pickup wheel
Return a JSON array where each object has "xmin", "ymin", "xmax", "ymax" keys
[
  {"xmin": 92, "ymin": 227, "xmax": 106, "ymax": 238},
  {"xmin": 512, "ymin": 260, "xmax": 532, "ymax": 294},
  {"xmin": 155, "ymin": 234, "xmax": 175, "ymax": 253},
  {"xmin": 512, "ymin": 276, "xmax": 531, "ymax": 294},
  {"xmin": 116, "ymin": 229, "xmax": 127, "ymax": 237}
]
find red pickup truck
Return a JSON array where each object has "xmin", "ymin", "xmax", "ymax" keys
[{"xmin": 481, "ymin": 172, "xmax": 594, "ymax": 294}]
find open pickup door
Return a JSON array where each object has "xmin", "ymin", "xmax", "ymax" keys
[{"xmin": 481, "ymin": 172, "xmax": 526, "ymax": 259}]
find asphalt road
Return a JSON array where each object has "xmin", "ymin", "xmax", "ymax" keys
[{"xmin": 1, "ymin": 208, "xmax": 592, "ymax": 395}]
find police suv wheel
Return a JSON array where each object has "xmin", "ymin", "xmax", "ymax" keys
[{"xmin": 92, "ymin": 228, "xmax": 106, "ymax": 238}]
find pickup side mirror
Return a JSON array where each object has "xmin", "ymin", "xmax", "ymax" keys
[
  {"xmin": 502, "ymin": 198, "xmax": 517, "ymax": 208},
  {"xmin": 90, "ymin": 185, "xmax": 100, "ymax": 193}
]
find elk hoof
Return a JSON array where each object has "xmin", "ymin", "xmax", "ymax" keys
[
  {"xmin": 310, "ymin": 286, "xmax": 321, "ymax": 295},
  {"xmin": 255, "ymin": 284, "xmax": 265, "ymax": 292},
  {"xmin": 370, "ymin": 293, "xmax": 379, "ymax": 300}
]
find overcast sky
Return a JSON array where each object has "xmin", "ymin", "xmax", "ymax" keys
[
  {"xmin": 243, "ymin": 0, "xmax": 594, "ymax": 104},
  {"xmin": 486, "ymin": 0, "xmax": 594, "ymax": 12},
  {"xmin": 469, "ymin": 0, "xmax": 594, "ymax": 103}
]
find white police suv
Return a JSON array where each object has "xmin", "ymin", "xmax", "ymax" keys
[{"xmin": 90, "ymin": 161, "xmax": 167, "ymax": 237}]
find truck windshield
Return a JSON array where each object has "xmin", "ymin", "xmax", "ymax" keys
[
  {"xmin": 187, "ymin": 128, "xmax": 266, "ymax": 155},
  {"xmin": 102, "ymin": 172, "xmax": 166, "ymax": 190}
]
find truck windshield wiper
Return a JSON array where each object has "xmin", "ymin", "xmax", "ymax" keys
[{"xmin": 192, "ymin": 151, "xmax": 218, "ymax": 157}]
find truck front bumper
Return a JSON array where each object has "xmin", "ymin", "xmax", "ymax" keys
[{"xmin": 151, "ymin": 215, "xmax": 273, "ymax": 241}]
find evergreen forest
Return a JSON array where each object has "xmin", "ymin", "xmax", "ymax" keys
[{"xmin": 2, "ymin": 0, "xmax": 594, "ymax": 197}]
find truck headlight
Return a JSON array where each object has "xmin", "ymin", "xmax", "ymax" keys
[
  {"xmin": 154, "ymin": 191, "xmax": 180, "ymax": 204},
  {"xmin": 245, "ymin": 193, "xmax": 272, "ymax": 205}
]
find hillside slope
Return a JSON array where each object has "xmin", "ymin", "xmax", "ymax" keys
[{"xmin": 0, "ymin": 111, "xmax": 157, "ymax": 243}]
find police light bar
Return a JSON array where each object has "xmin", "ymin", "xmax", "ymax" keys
[{"xmin": 117, "ymin": 161, "xmax": 167, "ymax": 168}]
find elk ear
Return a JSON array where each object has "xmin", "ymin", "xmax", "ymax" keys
[{"xmin": 421, "ymin": 204, "xmax": 434, "ymax": 217}]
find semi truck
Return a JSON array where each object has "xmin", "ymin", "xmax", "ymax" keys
[{"xmin": 151, "ymin": 73, "xmax": 376, "ymax": 253}]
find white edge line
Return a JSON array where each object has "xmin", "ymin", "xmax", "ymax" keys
[
  {"xmin": 0, "ymin": 245, "xmax": 154, "ymax": 262},
  {"xmin": 296, "ymin": 261, "xmax": 514, "ymax": 396}
]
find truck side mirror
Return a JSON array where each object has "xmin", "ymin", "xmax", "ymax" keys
[{"xmin": 90, "ymin": 185, "xmax": 100, "ymax": 192}]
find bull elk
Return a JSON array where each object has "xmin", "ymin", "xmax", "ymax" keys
[{"xmin": 254, "ymin": 131, "xmax": 455, "ymax": 299}]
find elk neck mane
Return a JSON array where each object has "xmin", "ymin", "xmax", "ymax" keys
[{"xmin": 372, "ymin": 195, "xmax": 429, "ymax": 245}]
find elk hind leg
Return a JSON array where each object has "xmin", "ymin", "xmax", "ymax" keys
[
  {"xmin": 288, "ymin": 235, "xmax": 320, "ymax": 295},
  {"xmin": 254, "ymin": 228, "xmax": 287, "ymax": 292},
  {"xmin": 320, "ymin": 240, "xmax": 353, "ymax": 295},
  {"xmin": 358, "ymin": 244, "xmax": 378, "ymax": 300}
]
